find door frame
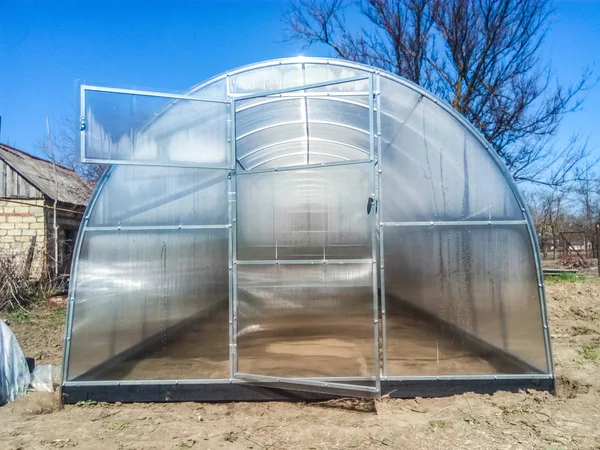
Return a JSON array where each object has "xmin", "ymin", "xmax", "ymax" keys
[{"xmin": 228, "ymin": 73, "xmax": 382, "ymax": 397}]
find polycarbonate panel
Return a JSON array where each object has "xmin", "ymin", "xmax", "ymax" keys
[
  {"xmin": 229, "ymin": 63, "xmax": 304, "ymax": 94},
  {"xmin": 88, "ymin": 166, "xmax": 228, "ymax": 226},
  {"xmin": 237, "ymin": 164, "xmax": 373, "ymax": 260},
  {"xmin": 383, "ymin": 224, "xmax": 547, "ymax": 375},
  {"xmin": 303, "ymin": 63, "xmax": 370, "ymax": 91},
  {"xmin": 379, "ymin": 76, "xmax": 522, "ymax": 222},
  {"xmin": 235, "ymin": 98, "xmax": 303, "ymax": 138},
  {"xmin": 83, "ymin": 89, "xmax": 229, "ymax": 166},
  {"xmin": 307, "ymin": 98, "xmax": 370, "ymax": 132},
  {"xmin": 67, "ymin": 228, "xmax": 229, "ymax": 381},
  {"xmin": 308, "ymin": 122, "xmax": 370, "ymax": 154},
  {"xmin": 236, "ymin": 263, "xmax": 377, "ymax": 385},
  {"xmin": 236, "ymin": 123, "xmax": 306, "ymax": 163}
]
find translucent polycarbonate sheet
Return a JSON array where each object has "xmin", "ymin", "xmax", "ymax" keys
[
  {"xmin": 228, "ymin": 62, "xmax": 369, "ymax": 96},
  {"xmin": 303, "ymin": 63, "xmax": 370, "ymax": 91},
  {"xmin": 236, "ymin": 98, "xmax": 304, "ymax": 138},
  {"xmin": 229, "ymin": 63, "xmax": 304, "ymax": 94},
  {"xmin": 88, "ymin": 166, "xmax": 229, "ymax": 227},
  {"xmin": 83, "ymin": 89, "xmax": 229, "ymax": 166},
  {"xmin": 236, "ymin": 263, "xmax": 377, "ymax": 384},
  {"xmin": 235, "ymin": 89, "xmax": 371, "ymax": 172},
  {"xmin": 306, "ymin": 98, "xmax": 370, "ymax": 131},
  {"xmin": 236, "ymin": 164, "xmax": 373, "ymax": 260},
  {"xmin": 188, "ymin": 77, "xmax": 228, "ymax": 101},
  {"xmin": 378, "ymin": 76, "xmax": 522, "ymax": 222},
  {"xmin": 67, "ymin": 228, "xmax": 229, "ymax": 381},
  {"xmin": 383, "ymin": 224, "xmax": 547, "ymax": 375}
]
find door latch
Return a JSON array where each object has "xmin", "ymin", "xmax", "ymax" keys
[{"xmin": 367, "ymin": 196, "xmax": 377, "ymax": 215}]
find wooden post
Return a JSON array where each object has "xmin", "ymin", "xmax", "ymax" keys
[{"xmin": 46, "ymin": 116, "xmax": 59, "ymax": 278}]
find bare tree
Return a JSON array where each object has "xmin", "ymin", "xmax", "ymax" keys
[
  {"xmin": 284, "ymin": 0, "xmax": 595, "ymax": 186},
  {"xmin": 37, "ymin": 115, "xmax": 106, "ymax": 191},
  {"xmin": 527, "ymin": 186, "xmax": 571, "ymax": 258},
  {"xmin": 573, "ymin": 163, "xmax": 600, "ymax": 256}
]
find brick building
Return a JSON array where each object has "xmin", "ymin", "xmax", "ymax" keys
[{"xmin": 0, "ymin": 143, "xmax": 89, "ymax": 279}]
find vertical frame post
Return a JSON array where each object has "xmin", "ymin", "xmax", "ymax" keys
[
  {"xmin": 374, "ymin": 73, "xmax": 387, "ymax": 378},
  {"xmin": 227, "ymin": 76, "xmax": 238, "ymax": 379},
  {"xmin": 79, "ymin": 84, "xmax": 86, "ymax": 169},
  {"xmin": 368, "ymin": 73, "xmax": 381, "ymax": 393}
]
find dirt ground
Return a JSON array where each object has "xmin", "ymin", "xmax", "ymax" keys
[{"xmin": 1, "ymin": 278, "xmax": 599, "ymax": 450}]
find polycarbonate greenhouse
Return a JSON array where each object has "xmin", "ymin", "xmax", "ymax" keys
[{"xmin": 61, "ymin": 57, "xmax": 553, "ymax": 403}]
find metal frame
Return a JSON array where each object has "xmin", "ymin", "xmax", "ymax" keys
[
  {"xmin": 63, "ymin": 57, "xmax": 553, "ymax": 402},
  {"xmin": 61, "ymin": 375, "xmax": 553, "ymax": 403}
]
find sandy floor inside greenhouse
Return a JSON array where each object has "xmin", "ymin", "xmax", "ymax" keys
[
  {"xmin": 1, "ymin": 278, "xmax": 599, "ymax": 449},
  {"xmin": 79, "ymin": 304, "xmax": 522, "ymax": 382}
]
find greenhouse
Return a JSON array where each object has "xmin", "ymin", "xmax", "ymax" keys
[{"xmin": 61, "ymin": 57, "xmax": 553, "ymax": 403}]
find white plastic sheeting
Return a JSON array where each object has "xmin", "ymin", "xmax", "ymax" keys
[{"xmin": 0, "ymin": 320, "xmax": 30, "ymax": 405}]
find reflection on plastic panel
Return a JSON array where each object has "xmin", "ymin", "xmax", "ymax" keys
[
  {"xmin": 237, "ymin": 164, "xmax": 373, "ymax": 260},
  {"xmin": 67, "ymin": 229, "xmax": 229, "ymax": 381},
  {"xmin": 236, "ymin": 263, "xmax": 377, "ymax": 384},
  {"xmin": 84, "ymin": 90, "xmax": 229, "ymax": 166},
  {"xmin": 383, "ymin": 225, "xmax": 547, "ymax": 375},
  {"xmin": 378, "ymin": 76, "xmax": 522, "ymax": 222},
  {"xmin": 88, "ymin": 166, "xmax": 229, "ymax": 227}
]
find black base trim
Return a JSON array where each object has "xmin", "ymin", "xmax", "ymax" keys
[{"xmin": 62, "ymin": 377, "xmax": 554, "ymax": 404}]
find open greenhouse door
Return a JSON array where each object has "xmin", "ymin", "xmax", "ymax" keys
[
  {"xmin": 230, "ymin": 73, "xmax": 381, "ymax": 398},
  {"xmin": 79, "ymin": 85, "xmax": 232, "ymax": 168}
]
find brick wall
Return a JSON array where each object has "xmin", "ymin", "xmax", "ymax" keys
[{"xmin": 0, "ymin": 199, "xmax": 47, "ymax": 279}]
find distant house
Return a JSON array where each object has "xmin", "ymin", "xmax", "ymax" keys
[{"xmin": 0, "ymin": 143, "xmax": 89, "ymax": 279}]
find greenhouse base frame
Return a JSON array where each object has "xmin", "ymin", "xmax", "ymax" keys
[{"xmin": 62, "ymin": 376, "xmax": 554, "ymax": 404}]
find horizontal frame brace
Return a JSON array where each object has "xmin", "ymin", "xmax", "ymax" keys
[
  {"xmin": 235, "ymin": 258, "xmax": 374, "ymax": 265},
  {"xmin": 232, "ymin": 75, "xmax": 369, "ymax": 101},
  {"xmin": 82, "ymin": 85, "xmax": 230, "ymax": 104},
  {"xmin": 85, "ymin": 224, "xmax": 230, "ymax": 232},
  {"xmin": 62, "ymin": 373, "xmax": 551, "ymax": 388},
  {"xmin": 382, "ymin": 374, "xmax": 552, "ymax": 381},
  {"xmin": 236, "ymin": 158, "xmax": 373, "ymax": 175},
  {"xmin": 80, "ymin": 158, "xmax": 234, "ymax": 170},
  {"xmin": 381, "ymin": 220, "xmax": 528, "ymax": 227},
  {"xmin": 274, "ymin": 91, "xmax": 370, "ymax": 98}
]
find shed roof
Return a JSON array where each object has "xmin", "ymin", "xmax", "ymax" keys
[{"xmin": 0, "ymin": 143, "xmax": 88, "ymax": 206}]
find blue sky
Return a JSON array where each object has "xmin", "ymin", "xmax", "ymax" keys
[{"xmin": 1, "ymin": 0, "xmax": 599, "ymax": 162}]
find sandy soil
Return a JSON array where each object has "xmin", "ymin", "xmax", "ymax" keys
[{"xmin": 1, "ymin": 279, "xmax": 599, "ymax": 450}]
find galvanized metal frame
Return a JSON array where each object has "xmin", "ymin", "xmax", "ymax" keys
[
  {"xmin": 64, "ymin": 57, "xmax": 553, "ymax": 401},
  {"xmin": 374, "ymin": 73, "xmax": 388, "ymax": 377},
  {"xmin": 368, "ymin": 73, "xmax": 382, "ymax": 394},
  {"xmin": 236, "ymin": 158, "xmax": 374, "ymax": 176},
  {"xmin": 227, "ymin": 76, "xmax": 238, "ymax": 379},
  {"xmin": 84, "ymin": 224, "xmax": 230, "ymax": 232},
  {"xmin": 381, "ymin": 220, "xmax": 528, "ymax": 227},
  {"xmin": 62, "ymin": 371, "xmax": 552, "ymax": 389}
]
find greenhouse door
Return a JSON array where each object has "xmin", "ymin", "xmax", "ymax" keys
[{"xmin": 230, "ymin": 74, "xmax": 381, "ymax": 398}]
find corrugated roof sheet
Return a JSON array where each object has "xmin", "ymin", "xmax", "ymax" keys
[{"xmin": 0, "ymin": 143, "xmax": 89, "ymax": 206}]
